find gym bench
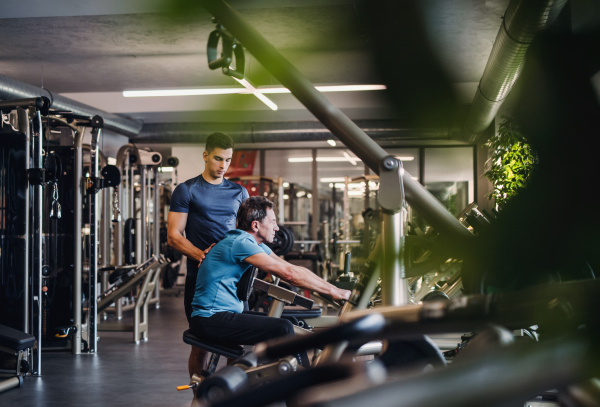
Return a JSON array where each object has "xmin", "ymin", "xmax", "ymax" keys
[
  {"xmin": 178, "ymin": 276, "xmax": 316, "ymax": 397},
  {"xmin": 183, "ymin": 330, "xmax": 245, "ymax": 375},
  {"xmin": 0, "ymin": 324, "xmax": 35, "ymax": 394}
]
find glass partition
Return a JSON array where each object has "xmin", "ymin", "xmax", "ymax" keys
[
  {"xmin": 424, "ymin": 147, "xmax": 474, "ymax": 217},
  {"xmin": 265, "ymin": 149, "xmax": 313, "ymax": 240}
]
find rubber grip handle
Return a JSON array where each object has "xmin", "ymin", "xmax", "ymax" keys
[{"xmin": 176, "ymin": 385, "xmax": 190, "ymax": 391}]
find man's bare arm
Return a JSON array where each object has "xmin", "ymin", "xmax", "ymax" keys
[
  {"xmin": 246, "ymin": 253, "xmax": 350, "ymax": 301},
  {"xmin": 167, "ymin": 211, "xmax": 211, "ymax": 263}
]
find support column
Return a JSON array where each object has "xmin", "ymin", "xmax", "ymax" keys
[
  {"xmin": 259, "ymin": 150, "xmax": 265, "ymax": 196},
  {"xmin": 377, "ymin": 156, "xmax": 408, "ymax": 306},
  {"xmin": 17, "ymin": 108, "xmax": 30, "ymax": 334},
  {"xmin": 32, "ymin": 110, "xmax": 43, "ymax": 374},
  {"xmin": 72, "ymin": 126, "xmax": 84, "ymax": 354},
  {"xmin": 381, "ymin": 212, "xmax": 407, "ymax": 306},
  {"xmin": 140, "ymin": 166, "xmax": 147, "ymax": 262},
  {"xmin": 311, "ymin": 149, "xmax": 318, "ymax": 240},
  {"xmin": 277, "ymin": 177, "xmax": 284, "ymax": 224},
  {"xmin": 153, "ymin": 167, "xmax": 160, "ymax": 307},
  {"xmin": 88, "ymin": 127, "xmax": 102, "ymax": 354}
]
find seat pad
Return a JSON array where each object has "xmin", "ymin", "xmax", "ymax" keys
[
  {"xmin": 245, "ymin": 306, "xmax": 322, "ymax": 319},
  {"xmin": 0, "ymin": 324, "xmax": 36, "ymax": 351},
  {"xmin": 182, "ymin": 330, "xmax": 244, "ymax": 359}
]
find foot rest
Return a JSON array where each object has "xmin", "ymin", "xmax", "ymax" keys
[
  {"xmin": 282, "ymin": 306, "xmax": 322, "ymax": 319},
  {"xmin": 183, "ymin": 330, "xmax": 244, "ymax": 359},
  {"xmin": 0, "ymin": 325, "xmax": 35, "ymax": 351},
  {"xmin": 245, "ymin": 307, "xmax": 322, "ymax": 319}
]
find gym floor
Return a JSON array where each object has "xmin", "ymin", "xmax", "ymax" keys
[
  {"xmin": 1, "ymin": 292, "xmax": 561, "ymax": 407},
  {"xmin": 2, "ymin": 291, "xmax": 203, "ymax": 407}
]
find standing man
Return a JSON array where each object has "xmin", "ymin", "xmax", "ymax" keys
[{"xmin": 167, "ymin": 132, "xmax": 248, "ymax": 377}]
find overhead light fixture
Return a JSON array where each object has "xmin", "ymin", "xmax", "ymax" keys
[
  {"xmin": 283, "ymin": 194, "xmax": 289, "ymax": 200},
  {"xmin": 348, "ymin": 191, "xmax": 364, "ymax": 196},
  {"xmin": 123, "ymin": 84, "xmax": 386, "ymax": 98},
  {"xmin": 320, "ymin": 177, "xmax": 346, "ymax": 183},
  {"xmin": 257, "ymin": 84, "xmax": 387, "ymax": 94},
  {"xmin": 327, "ymin": 140, "xmax": 336, "ymax": 147},
  {"xmin": 307, "ymin": 193, "xmax": 312, "ymax": 199},
  {"xmin": 288, "ymin": 156, "xmax": 361, "ymax": 163},
  {"xmin": 123, "ymin": 88, "xmax": 249, "ymax": 97},
  {"xmin": 343, "ymin": 151, "xmax": 357, "ymax": 165},
  {"xmin": 231, "ymin": 76, "xmax": 278, "ymax": 111},
  {"xmin": 296, "ymin": 191, "xmax": 306, "ymax": 198},
  {"xmin": 283, "ymin": 182, "xmax": 290, "ymax": 187},
  {"xmin": 160, "ymin": 166, "xmax": 174, "ymax": 172}
]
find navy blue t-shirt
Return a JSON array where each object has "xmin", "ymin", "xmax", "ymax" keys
[{"xmin": 169, "ymin": 175, "xmax": 249, "ymax": 277}]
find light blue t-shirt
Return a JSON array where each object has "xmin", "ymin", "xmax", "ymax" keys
[{"xmin": 191, "ymin": 229, "xmax": 272, "ymax": 318}]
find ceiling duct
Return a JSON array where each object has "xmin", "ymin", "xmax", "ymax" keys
[
  {"xmin": 459, "ymin": 0, "xmax": 568, "ymax": 142},
  {"xmin": 0, "ymin": 73, "xmax": 142, "ymax": 137},
  {"xmin": 133, "ymin": 120, "xmax": 451, "ymax": 144}
]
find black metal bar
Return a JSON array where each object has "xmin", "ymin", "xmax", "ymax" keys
[
  {"xmin": 0, "ymin": 98, "xmax": 43, "ymax": 110},
  {"xmin": 254, "ymin": 314, "xmax": 385, "ymax": 361},
  {"xmin": 303, "ymin": 336, "xmax": 598, "ymax": 407},
  {"xmin": 198, "ymin": 0, "xmax": 474, "ymax": 250},
  {"xmin": 32, "ymin": 110, "xmax": 43, "ymax": 375},
  {"xmin": 342, "ymin": 278, "xmax": 600, "ymax": 338}
]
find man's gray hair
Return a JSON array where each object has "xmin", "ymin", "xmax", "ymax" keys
[{"xmin": 237, "ymin": 196, "xmax": 274, "ymax": 231}]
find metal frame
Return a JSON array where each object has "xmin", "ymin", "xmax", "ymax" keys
[
  {"xmin": 45, "ymin": 116, "xmax": 85, "ymax": 355},
  {"xmin": 16, "ymin": 108, "xmax": 31, "ymax": 337},
  {"xmin": 88, "ymin": 127, "xmax": 102, "ymax": 354},
  {"xmin": 97, "ymin": 258, "xmax": 166, "ymax": 343},
  {"xmin": 198, "ymin": 0, "xmax": 474, "ymax": 307},
  {"xmin": 30, "ymin": 109, "xmax": 43, "ymax": 375}
]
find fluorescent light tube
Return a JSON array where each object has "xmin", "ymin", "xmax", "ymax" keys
[
  {"xmin": 123, "ymin": 84, "xmax": 386, "ymax": 98},
  {"xmin": 123, "ymin": 88, "xmax": 249, "ymax": 97},
  {"xmin": 288, "ymin": 156, "xmax": 361, "ymax": 163},
  {"xmin": 232, "ymin": 77, "xmax": 278, "ymax": 111}
]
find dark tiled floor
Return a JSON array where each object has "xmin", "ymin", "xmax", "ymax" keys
[
  {"xmin": 2, "ymin": 290, "xmax": 200, "ymax": 407},
  {"xmin": 2, "ymin": 292, "xmax": 561, "ymax": 407}
]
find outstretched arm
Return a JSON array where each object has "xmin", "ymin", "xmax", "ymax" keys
[
  {"xmin": 245, "ymin": 252, "xmax": 350, "ymax": 301},
  {"xmin": 167, "ymin": 211, "xmax": 214, "ymax": 263}
]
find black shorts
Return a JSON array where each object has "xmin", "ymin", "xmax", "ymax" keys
[{"xmin": 190, "ymin": 311, "xmax": 309, "ymax": 367}]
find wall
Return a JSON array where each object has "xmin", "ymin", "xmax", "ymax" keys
[{"xmin": 171, "ymin": 144, "xmax": 206, "ymax": 183}]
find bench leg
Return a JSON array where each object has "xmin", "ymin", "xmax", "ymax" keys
[{"xmin": 206, "ymin": 353, "xmax": 221, "ymax": 375}]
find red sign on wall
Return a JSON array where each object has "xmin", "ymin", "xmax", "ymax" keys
[
  {"xmin": 226, "ymin": 150, "xmax": 260, "ymax": 196},
  {"xmin": 226, "ymin": 150, "xmax": 256, "ymax": 178}
]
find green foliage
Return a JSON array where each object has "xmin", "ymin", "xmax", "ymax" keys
[
  {"xmin": 445, "ymin": 194, "xmax": 458, "ymax": 217},
  {"xmin": 484, "ymin": 117, "xmax": 537, "ymax": 210}
]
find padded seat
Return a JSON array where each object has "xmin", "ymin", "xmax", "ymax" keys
[
  {"xmin": 183, "ymin": 330, "xmax": 245, "ymax": 359},
  {"xmin": 245, "ymin": 306, "xmax": 322, "ymax": 319},
  {"xmin": 281, "ymin": 307, "xmax": 322, "ymax": 319},
  {"xmin": 0, "ymin": 324, "xmax": 35, "ymax": 351}
]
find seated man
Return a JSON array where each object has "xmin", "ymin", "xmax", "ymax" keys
[{"xmin": 189, "ymin": 196, "xmax": 351, "ymax": 367}]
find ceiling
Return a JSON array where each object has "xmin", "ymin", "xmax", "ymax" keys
[{"xmin": 1, "ymin": 0, "xmax": 599, "ymax": 143}]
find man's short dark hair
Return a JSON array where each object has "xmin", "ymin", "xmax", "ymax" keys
[
  {"xmin": 237, "ymin": 196, "xmax": 274, "ymax": 231},
  {"xmin": 206, "ymin": 132, "xmax": 234, "ymax": 153}
]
